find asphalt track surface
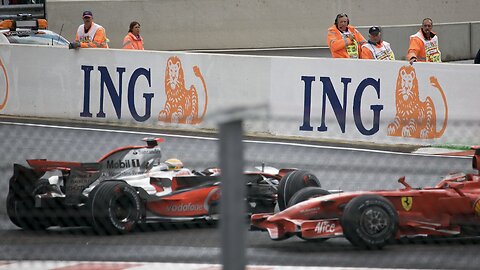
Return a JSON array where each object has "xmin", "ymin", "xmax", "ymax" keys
[{"xmin": 0, "ymin": 118, "xmax": 479, "ymax": 269}]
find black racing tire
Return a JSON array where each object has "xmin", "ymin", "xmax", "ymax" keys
[
  {"xmin": 287, "ymin": 187, "xmax": 331, "ymax": 242},
  {"xmin": 89, "ymin": 181, "xmax": 143, "ymax": 234},
  {"xmin": 277, "ymin": 170, "xmax": 321, "ymax": 211},
  {"xmin": 6, "ymin": 192, "xmax": 22, "ymax": 228},
  {"xmin": 287, "ymin": 187, "xmax": 331, "ymax": 208},
  {"xmin": 341, "ymin": 195, "xmax": 398, "ymax": 249},
  {"xmin": 6, "ymin": 178, "xmax": 58, "ymax": 230},
  {"xmin": 6, "ymin": 192, "xmax": 50, "ymax": 230}
]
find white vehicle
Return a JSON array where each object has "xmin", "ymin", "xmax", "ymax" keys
[{"xmin": 0, "ymin": 14, "xmax": 69, "ymax": 47}]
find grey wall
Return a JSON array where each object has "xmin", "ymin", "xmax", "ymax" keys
[
  {"xmin": 194, "ymin": 22, "xmax": 480, "ymax": 61},
  {"xmin": 472, "ymin": 22, "xmax": 480, "ymax": 57},
  {"xmin": 46, "ymin": 0, "xmax": 480, "ymax": 60}
]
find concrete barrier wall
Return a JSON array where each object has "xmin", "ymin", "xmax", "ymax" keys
[
  {"xmin": 0, "ymin": 44, "xmax": 270, "ymax": 129},
  {"xmin": 1, "ymin": 44, "xmax": 480, "ymax": 145},
  {"xmin": 268, "ymin": 57, "xmax": 480, "ymax": 145},
  {"xmin": 47, "ymin": 0, "xmax": 480, "ymax": 56}
]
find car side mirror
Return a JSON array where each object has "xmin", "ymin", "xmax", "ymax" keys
[{"xmin": 398, "ymin": 176, "xmax": 412, "ymax": 189}]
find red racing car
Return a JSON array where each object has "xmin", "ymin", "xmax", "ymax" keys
[
  {"xmin": 251, "ymin": 147, "xmax": 480, "ymax": 249},
  {"xmin": 7, "ymin": 138, "xmax": 321, "ymax": 234}
]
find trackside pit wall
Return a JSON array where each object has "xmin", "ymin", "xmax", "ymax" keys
[{"xmin": 0, "ymin": 44, "xmax": 479, "ymax": 145}]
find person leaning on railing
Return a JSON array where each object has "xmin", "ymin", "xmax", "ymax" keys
[
  {"xmin": 407, "ymin": 18, "xmax": 441, "ymax": 64},
  {"xmin": 69, "ymin": 10, "xmax": 108, "ymax": 49}
]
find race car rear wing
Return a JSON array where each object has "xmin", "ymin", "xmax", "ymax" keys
[{"xmin": 26, "ymin": 159, "xmax": 100, "ymax": 173}]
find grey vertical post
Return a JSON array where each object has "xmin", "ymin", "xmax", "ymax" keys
[{"xmin": 219, "ymin": 119, "xmax": 245, "ymax": 270}]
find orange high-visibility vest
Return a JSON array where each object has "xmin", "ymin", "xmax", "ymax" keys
[
  {"xmin": 407, "ymin": 29, "xmax": 441, "ymax": 62},
  {"xmin": 360, "ymin": 41, "xmax": 395, "ymax": 60},
  {"xmin": 327, "ymin": 24, "xmax": 366, "ymax": 59},
  {"xmin": 75, "ymin": 22, "xmax": 108, "ymax": 48},
  {"xmin": 122, "ymin": 32, "xmax": 144, "ymax": 50}
]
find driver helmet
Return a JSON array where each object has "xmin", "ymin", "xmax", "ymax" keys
[{"xmin": 165, "ymin": 158, "xmax": 184, "ymax": 171}]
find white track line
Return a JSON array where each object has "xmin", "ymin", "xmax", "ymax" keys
[
  {"xmin": 0, "ymin": 121, "xmax": 469, "ymax": 159},
  {"xmin": 0, "ymin": 260, "xmax": 428, "ymax": 270}
]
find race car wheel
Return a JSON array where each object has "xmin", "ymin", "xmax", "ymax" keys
[
  {"xmin": 341, "ymin": 195, "xmax": 398, "ymax": 249},
  {"xmin": 6, "ymin": 192, "xmax": 20, "ymax": 228},
  {"xmin": 6, "ymin": 192, "xmax": 50, "ymax": 230},
  {"xmin": 287, "ymin": 187, "xmax": 331, "ymax": 242},
  {"xmin": 6, "ymin": 178, "xmax": 59, "ymax": 230},
  {"xmin": 287, "ymin": 187, "xmax": 331, "ymax": 208},
  {"xmin": 89, "ymin": 181, "xmax": 143, "ymax": 234},
  {"xmin": 277, "ymin": 170, "xmax": 321, "ymax": 211}
]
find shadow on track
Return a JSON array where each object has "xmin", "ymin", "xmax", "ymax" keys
[{"xmin": 3, "ymin": 220, "xmax": 218, "ymax": 237}]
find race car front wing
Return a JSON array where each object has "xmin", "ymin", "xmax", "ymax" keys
[{"xmin": 251, "ymin": 213, "xmax": 343, "ymax": 240}]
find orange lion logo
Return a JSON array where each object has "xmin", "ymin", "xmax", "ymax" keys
[
  {"xmin": 158, "ymin": 56, "xmax": 208, "ymax": 124},
  {"xmin": 0, "ymin": 57, "xmax": 8, "ymax": 110},
  {"xmin": 387, "ymin": 66, "xmax": 448, "ymax": 139}
]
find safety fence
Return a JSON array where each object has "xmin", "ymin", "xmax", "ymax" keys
[{"xmin": 1, "ymin": 44, "xmax": 480, "ymax": 269}]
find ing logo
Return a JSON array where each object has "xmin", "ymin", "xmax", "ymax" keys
[
  {"xmin": 0, "ymin": 56, "xmax": 8, "ymax": 110},
  {"xmin": 387, "ymin": 65, "xmax": 448, "ymax": 139},
  {"xmin": 158, "ymin": 56, "xmax": 208, "ymax": 124}
]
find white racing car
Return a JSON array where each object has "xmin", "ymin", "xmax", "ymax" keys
[{"xmin": 7, "ymin": 138, "xmax": 321, "ymax": 234}]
